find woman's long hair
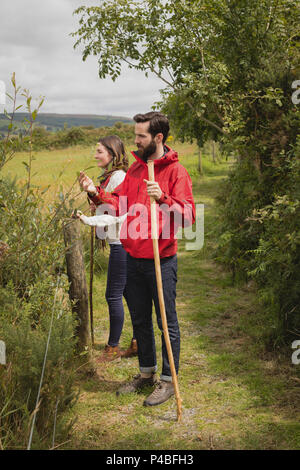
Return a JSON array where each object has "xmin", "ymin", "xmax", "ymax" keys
[
  {"xmin": 97, "ymin": 135, "xmax": 128, "ymax": 185},
  {"xmin": 93, "ymin": 135, "xmax": 128, "ymax": 250}
]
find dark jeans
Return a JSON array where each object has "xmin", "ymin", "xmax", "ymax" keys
[
  {"xmin": 125, "ymin": 253, "xmax": 180, "ymax": 381},
  {"xmin": 105, "ymin": 243, "xmax": 130, "ymax": 347}
]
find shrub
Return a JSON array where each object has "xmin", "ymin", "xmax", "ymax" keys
[
  {"xmin": 0, "ymin": 176, "xmax": 78, "ymax": 449},
  {"xmin": 0, "ymin": 78, "xmax": 79, "ymax": 449}
]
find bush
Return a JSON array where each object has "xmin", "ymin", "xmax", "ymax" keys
[
  {"xmin": 0, "ymin": 175, "xmax": 78, "ymax": 449},
  {"xmin": 214, "ymin": 143, "xmax": 300, "ymax": 344},
  {"xmin": 213, "ymin": 156, "xmax": 264, "ymax": 282},
  {"xmin": 245, "ymin": 153, "xmax": 300, "ymax": 345},
  {"xmin": 0, "ymin": 77, "xmax": 94, "ymax": 449},
  {"xmin": 0, "ymin": 291, "xmax": 77, "ymax": 449}
]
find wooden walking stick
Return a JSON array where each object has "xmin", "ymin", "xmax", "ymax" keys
[{"xmin": 147, "ymin": 160, "xmax": 182, "ymax": 422}]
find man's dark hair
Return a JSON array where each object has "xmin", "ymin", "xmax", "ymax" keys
[{"xmin": 133, "ymin": 112, "xmax": 170, "ymax": 143}]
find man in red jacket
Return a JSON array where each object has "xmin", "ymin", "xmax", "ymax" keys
[{"xmin": 79, "ymin": 112, "xmax": 195, "ymax": 406}]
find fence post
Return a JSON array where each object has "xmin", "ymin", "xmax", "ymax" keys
[{"xmin": 63, "ymin": 219, "xmax": 90, "ymax": 352}]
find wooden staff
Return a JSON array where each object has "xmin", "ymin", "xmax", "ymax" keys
[{"xmin": 147, "ymin": 160, "xmax": 182, "ymax": 422}]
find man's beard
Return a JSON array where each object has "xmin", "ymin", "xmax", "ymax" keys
[{"xmin": 137, "ymin": 139, "xmax": 157, "ymax": 162}]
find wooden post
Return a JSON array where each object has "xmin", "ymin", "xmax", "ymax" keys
[{"xmin": 63, "ymin": 219, "xmax": 90, "ymax": 352}]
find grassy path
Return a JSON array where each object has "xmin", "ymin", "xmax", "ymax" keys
[{"xmin": 65, "ymin": 153, "xmax": 300, "ymax": 450}]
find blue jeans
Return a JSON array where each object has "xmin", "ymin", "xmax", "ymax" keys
[
  {"xmin": 125, "ymin": 253, "xmax": 180, "ymax": 382},
  {"xmin": 105, "ymin": 244, "xmax": 130, "ymax": 347}
]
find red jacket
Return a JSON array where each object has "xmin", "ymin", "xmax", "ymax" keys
[{"xmin": 89, "ymin": 146, "xmax": 196, "ymax": 258}]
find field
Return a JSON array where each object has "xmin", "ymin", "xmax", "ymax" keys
[
  {"xmin": 1, "ymin": 140, "xmax": 198, "ymax": 206},
  {"xmin": 2, "ymin": 141, "xmax": 300, "ymax": 450}
]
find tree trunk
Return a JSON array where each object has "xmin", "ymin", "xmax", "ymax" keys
[
  {"xmin": 212, "ymin": 140, "xmax": 216, "ymax": 164},
  {"xmin": 63, "ymin": 219, "xmax": 90, "ymax": 352},
  {"xmin": 198, "ymin": 147, "xmax": 203, "ymax": 175}
]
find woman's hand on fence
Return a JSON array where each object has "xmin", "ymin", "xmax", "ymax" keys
[{"xmin": 71, "ymin": 209, "xmax": 84, "ymax": 222}]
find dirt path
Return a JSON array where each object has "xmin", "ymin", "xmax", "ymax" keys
[{"xmin": 66, "ymin": 159, "xmax": 300, "ymax": 450}]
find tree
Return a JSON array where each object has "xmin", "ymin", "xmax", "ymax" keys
[
  {"xmin": 72, "ymin": 0, "xmax": 227, "ymax": 141},
  {"xmin": 72, "ymin": 0, "xmax": 299, "ymax": 148}
]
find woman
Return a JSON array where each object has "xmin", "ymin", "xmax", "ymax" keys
[{"xmin": 78, "ymin": 135, "xmax": 137, "ymax": 362}]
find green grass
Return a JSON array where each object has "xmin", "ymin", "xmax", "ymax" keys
[{"xmin": 3, "ymin": 140, "xmax": 300, "ymax": 449}]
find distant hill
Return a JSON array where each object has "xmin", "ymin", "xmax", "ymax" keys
[{"xmin": 0, "ymin": 113, "xmax": 133, "ymax": 134}]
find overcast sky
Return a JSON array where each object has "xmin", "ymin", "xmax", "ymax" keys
[{"xmin": 0, "ymin": 0, "xmax": 163, "ymax": 117}]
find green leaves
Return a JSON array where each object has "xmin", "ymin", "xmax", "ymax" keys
[{"xmin": 73, "ymin": 0, "xmax": 299, "ymax": 153}]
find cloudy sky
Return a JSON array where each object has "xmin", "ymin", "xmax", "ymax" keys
[{"xmin": 0, "ymin": 0, "xmax": 163, "ymax": 117}]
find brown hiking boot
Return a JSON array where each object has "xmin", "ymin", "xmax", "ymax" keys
[
  {"xmin": 96, "ymin": 344, "xmax": 122, "ymax": 363},
  {"xmin": 120, "ymin": 339, "xmax": 138, "ymax": 358},
  {"xmin": 143, "ymin": 380, "xmax": 174, "ymax": 406},
  {"xmin": 116, "ymin": 373, "xmax": 157, "ymax": 396}
]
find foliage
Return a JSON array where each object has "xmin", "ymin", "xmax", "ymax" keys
[
  {"xmin": 214, "ymin": 156, "xmax": 263, "ymax": 281},
  {"xmin": 0, "ymin": 75, "xmax": 79, "ymax": 449},
  {"xmin": 245, "ymin": 153, "xmax": 300, "ymax": 343},
  {"xmin": 72, "ymin": 0, "xmax": 298, "ymax": 143},
  {"xmin": 0, "ymin": 281, "xmax": 77, "ymax": 449}
]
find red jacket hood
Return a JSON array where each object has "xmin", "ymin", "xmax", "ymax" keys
[{"xmin": 131, "ymin": 145, "xmax": 179, "ymax": 167}]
